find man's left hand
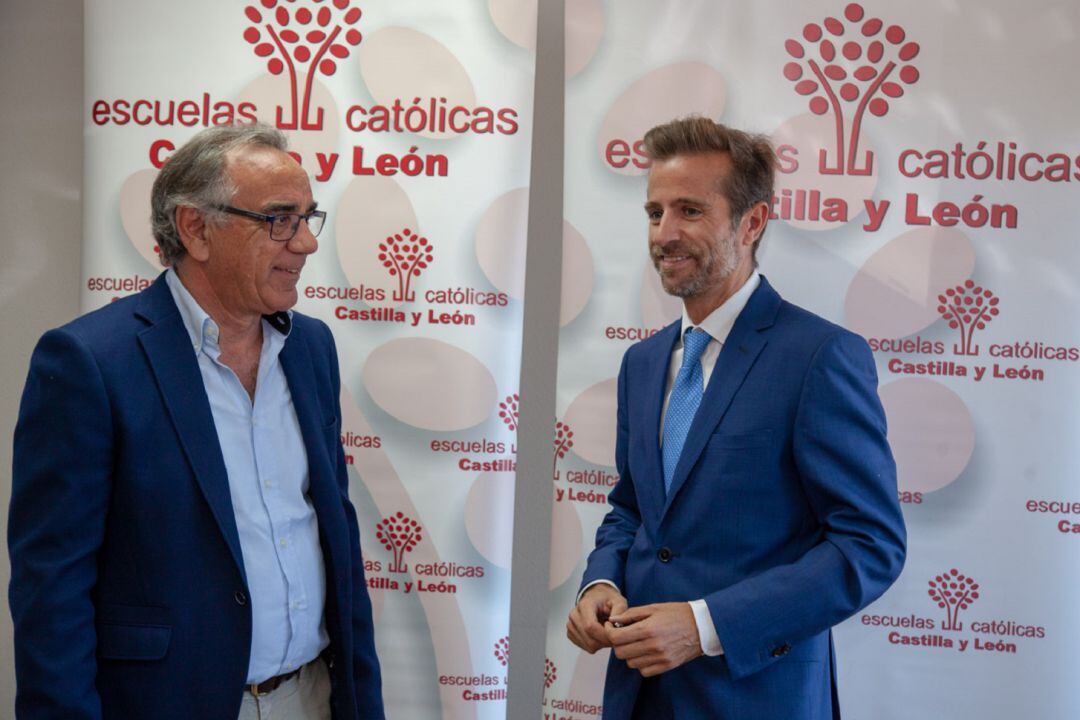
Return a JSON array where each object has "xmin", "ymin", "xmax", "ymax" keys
[{"xmin": 606, "ymin": 602, "xmax": 703, "ymax": 677}]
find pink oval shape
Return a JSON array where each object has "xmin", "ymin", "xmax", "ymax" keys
[
  {"xmin": 844, "ymin": 228, "xmax": 975, "ymax": 339},
  {"xmin": 563, "ymin": 379, "xmax": 617, "ymax": 467},
  {"xmin": 335, "ymin": 175, "xmax": 419, "ymax": 308},
  {"xmin": 560, "ymin": 221, "xmax": 594, "ymax": 326},
  {"xmin": 475, "ymin": 187, "xmax": 594, "ymax": 326},
  {"xmin": 359, "ymin": 27, "xmax": 476, "ymax": 140},
  {"xmin": 879, "ymin": 379, "xmax": 974, "ymax": 494},
  {"xmin": 476, "ymin": 187, "xmax": 528, "ymax": 298},
  {"xmin": 550, "ymin": 492, "xmax": 583, "ymax": 589},
  {"xmin": 599, "ymin": 63, "xmax": 727, "ymax": 177},
  {"xmin": 363, "ymin": 338, "xmax": 497, "ymax": 431},
  {"xmin": 489, "ymin": 0, "xmax": 604, "ymax": 78},
  {"xmin": 465, "ymin": 472, "xmax": 515, "ymax": 569},
  {"xmin": 119, "ymin": 168, "xmax": 164, "ymax": 269}
]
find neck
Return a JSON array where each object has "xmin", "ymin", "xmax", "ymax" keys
[
  {"xmin": 683, "ymin": 265, "xmax": 753, "ymax": 325},
  {"xmin": 173, "ymin": 262, "xmax": 263, "ymax": 350}
]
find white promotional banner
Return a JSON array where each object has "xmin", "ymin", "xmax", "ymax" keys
[
  {"xmin": 84, "ymin": 2, "xmax": 537, "ymax": 718},
  {"xmin": 546, "ymin": 1, "xmax": 1080, "ymax": 718}
]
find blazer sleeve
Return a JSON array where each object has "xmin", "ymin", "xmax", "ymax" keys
[
  {"xmin": 706, "ymin": 331, "xmax": 906, "ymax": 679},
  {"xmin": 580, "ymin": 352, "xmax": 642, "ymax": 593},
  {"xmin": 324, "ymin": 324, "xmax": 386, "ymax": 719},
  {"xmin": 9, "ymin": 329, "xmax": 112, "ymax": 720}
]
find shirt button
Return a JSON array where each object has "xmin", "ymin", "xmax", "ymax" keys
[
  {"xmin": 657, "ymin": 547, "xmax": 673, "ymax": 563},
  {"xmin": 234, "ymin": 590, "xmax": 248, "ymax": 606},
  {"xmin": 279, "ymin": 538, "xmax": 287, "ymax": 548},
  {"xmin": 264, "ymin": 479, "xmax": 272, "ymax": 489}
]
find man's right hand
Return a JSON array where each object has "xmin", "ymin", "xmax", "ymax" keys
[{"xmin": 567, "ymin": 584, "xmax": 629, "ymax": 653}]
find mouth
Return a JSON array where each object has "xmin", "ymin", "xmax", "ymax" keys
[
  {"xmin": 274, "ymin": 266, "xmax": 303, "ymax": 278},
  {"xmin": 651, "ymin": 250, "xmax": 695, "ymax": 272}
]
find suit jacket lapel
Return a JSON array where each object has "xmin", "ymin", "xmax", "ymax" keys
[
  {"xmin": 135, "ymin": 276, "xmax": 247, "ymax": 582},
  {"xmin": 640, "ymin": 322, "xmax": 680, "ymax": 529},
  {"xmin": 661, "ymin": 277, "xmax": 782, "ymax": 519}
]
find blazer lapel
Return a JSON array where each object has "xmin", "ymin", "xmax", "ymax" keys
[
  {"xmin": 661, "ymin": 277, "xmax": 782, "ymax": 519},
  {"xmin": 639, "ymin": 322, "xmax": 680, "ymax": 528},
  {"xmin": 135, "ymin": 276, "xmax": 247, "ymax": 582}
]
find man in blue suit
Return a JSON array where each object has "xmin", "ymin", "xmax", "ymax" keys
[
  {"xmin": 567, "ymin": 117, "xmax": 905, "ymax": 719},
  {"xmin": 10, "ymin": 125, "xmax": 383, "ymax": 719}
]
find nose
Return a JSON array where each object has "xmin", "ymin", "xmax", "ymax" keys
[
  {"xmin": 652, "ymin": 210, "xmax": 681, "ymax": 246},
  {"xmin": 288, "ymin": 218, "xmax": 319, "ymax": 255}
]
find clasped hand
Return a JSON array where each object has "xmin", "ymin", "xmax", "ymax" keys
[{"xmin": 566, "ymin": 585, "xmax": 703, "ymax": 677}]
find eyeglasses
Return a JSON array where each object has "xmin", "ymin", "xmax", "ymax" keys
[{"xmin": 214, "ymin": 204, "xmax": 327, "ymax": 241}]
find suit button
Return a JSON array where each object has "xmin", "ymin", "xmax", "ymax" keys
[
  {"xmin": 657, "ymin": 547, "xmax": 673, "ymax": 563},
  {"xmin": 234, "ymin": 590, "xmax": 248, "ymax": 606},
  {"xmin": 771, "ymin": 643, "xmax": 791, "ymax": 658}
]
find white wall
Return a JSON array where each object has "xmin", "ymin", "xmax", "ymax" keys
[{"xmin": 0, "ymin": 1, "xmax": 84, "ymax": 713}]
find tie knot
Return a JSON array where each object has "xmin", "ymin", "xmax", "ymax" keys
[{"xmin": 682, "ymin": 328, "xmax": 711, "ymax": 366}]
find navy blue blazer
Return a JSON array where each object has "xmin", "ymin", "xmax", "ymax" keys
[
  {"xmin": 9, "ymin": 274, "xmax": 383, "ymax": 719},
  {"xmin": 581, "ymin": 276, "xmax": 906, "ymax": 719}
]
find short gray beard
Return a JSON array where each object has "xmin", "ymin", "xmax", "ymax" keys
[{"xmin": 654, "ymin": 227, "xmax": 740, "ymax": 299}]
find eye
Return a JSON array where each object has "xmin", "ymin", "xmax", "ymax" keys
[
  {"xmin": 646, "ymin": 209, "xmax": 662, "ymax": 222},
  {"xmin": 683, "ymin": 206, "xmax": 703, "ymax": 218}
]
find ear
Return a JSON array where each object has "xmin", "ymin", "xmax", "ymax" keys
[
  {"xmin": 739, "ymin": 201, "xmax": 770, "ymax": 249},
  {"xmin": 176, "ymin": 205, "xmax": 211, "ymax": 263}
]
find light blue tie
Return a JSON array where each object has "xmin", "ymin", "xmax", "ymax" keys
[{"xmin": 662, "ymin": 328, "xmax": 712, "ymax": 494}]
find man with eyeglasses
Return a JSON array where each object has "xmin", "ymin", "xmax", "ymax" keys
[{"xmin": 9, "ymin": 124, "xmax": 384, "ymax": 719}]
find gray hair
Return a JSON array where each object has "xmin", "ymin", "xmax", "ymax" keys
[{"xmin": 150, "ymin": 123, "xmax": 288, "ymax": 265}]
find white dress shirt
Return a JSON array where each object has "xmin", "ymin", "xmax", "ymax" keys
[
  {"xmin": 166, "ymin": 270, "xmax": 329, "ymax": 683},
  {"xmin": 582, "ymin": 271, "xmax": 761, "ymax": 657}
]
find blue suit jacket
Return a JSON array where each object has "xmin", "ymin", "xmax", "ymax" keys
[
  {"xmin": 581, "ymin": 277, "xmax": 905, "ymax": 719},
  {"xmin": 9, "ymin": 274, "xmax": 383, "ymax": 719}
]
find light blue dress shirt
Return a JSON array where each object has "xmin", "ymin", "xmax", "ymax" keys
[{"xmin": 166, "ymin": 270, "xmax": 329, "ymax": 684}]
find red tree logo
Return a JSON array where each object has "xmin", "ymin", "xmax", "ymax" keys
[
  {"xmin": 243, "ymin": 0, "xmax": 363, "ymax": 131},
  {"xmin": 493, "ymin": 635, "xmax": 510, "ymax": 667},
  {"xmin": 375, "ymin": 511, "xmax": 422, "ymax": 573},
  {"xmin": 553, "ymin": 421, "xmax": 574, "ymax": 479},
  {"xmin": 499, "ymin": 393, "xmax": 520, "ymax": 432},
  {"xmin": 784, "ymin": 3, "xmax": 919, "ymax": 175},
  {"xmin": 378, "ymin": 228, "xmax": 434, "ymax": 302},
  {"xmin": 928, "ymin": 568, "xmax": 980, "ymax": 631},
  {"xmin": 938, "ymin": 280, "xmax": 1000, "ymax": 356},
  {"xmin": 544, "ymin": 658, "xmax": 558, "ymax": 689}
]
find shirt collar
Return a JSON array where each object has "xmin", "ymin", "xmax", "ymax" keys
[
  {"xmin": 680, "ymin": 270, "xmax": 761, "ymax": 344},
  {"xmin": 165, "ymin": 268, "xmax": 292, "ymax": 357}
]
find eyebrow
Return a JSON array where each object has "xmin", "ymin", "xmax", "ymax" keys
[
  {"xmin": 262, "ymin": 201, "xmax": 319, "ymax": 214},
  {"xmin": 644, "ymin": 197, "xmax": 709, "ymax": 209}
]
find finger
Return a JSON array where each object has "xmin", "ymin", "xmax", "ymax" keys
[
  {"xmin": 608, "ymin": 604, "xmax": 652, "ymax": 626},
  {"xmin": 611, "ymin": 638, "xmax": 657, "ymax": 662},
  {"xmin": 607, "ymin": 617, "xmax": 655, "ymax": 646},
  {"xmin": 609, "ymin": 595, "xmax": 629, "ymax": 618},
  {"xmin": 635, "ymin": 660, "xmax": 670, "ymax": 678},
  {"xmin": 584, "ymin": 617, "xmax": 611, "ymax": 648},
  {"xmin": 567, "ymin": 618, "xmax": 602, "ymax": 653},
  {"xmin": 573, "ymin": 605, "xmax": 612, "ymax": 649},
  {"xmin": 568, "ymin": 626, "xmax": 599, "ymax": 653},
  {"xmin": 574, "ymin": 609, "xmax": 609, "ymax": 648}
]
